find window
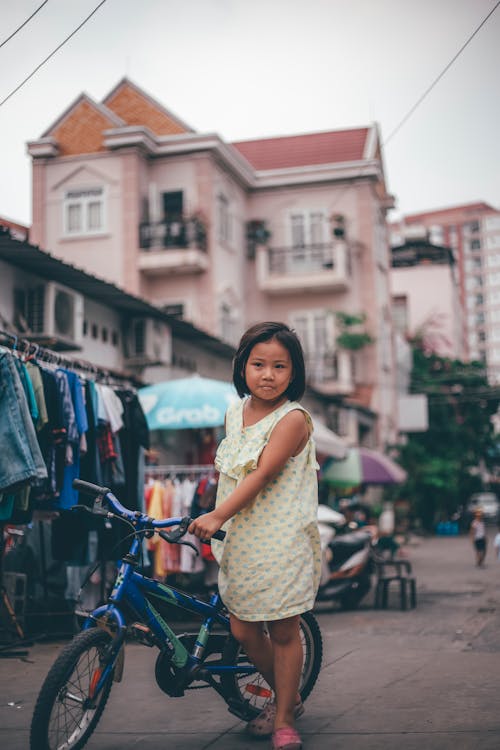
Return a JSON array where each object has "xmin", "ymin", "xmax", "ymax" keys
[
  {"xmin": 463, "ymin": 220, "xmax": 480, "ymax": 236},
  {"xmin": 471, "ymin": 239, "xmax": 481, "ymax": 250},
  {"xmin": 289, "ymin": 309, "xmax": 336, "ymax": 382},
  {"xmin": 290, "ymin": 211, "xmax": 327, "ymax": 249},
  {"xmin": 220, "ymin": 302, "xmax": 236, "ymax": 344},
  {"xmin": 288, "ymin": 211, "xmax": 329, "ymax": 270},
  {"xmin": 64, "ymin": 187, "xmax": 106, "ymax": 236},
  {"xmin": 217, "ymin": 194, "xmax": 231, "ymax": 244},
  {"xmin": 392, "ymin": 296, "xmax": 408, "ymax": 335}
]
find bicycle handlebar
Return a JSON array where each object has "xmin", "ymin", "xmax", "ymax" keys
[{"xmin": 72, "ymin": 478, "xmax": 225, "ymax": 541}]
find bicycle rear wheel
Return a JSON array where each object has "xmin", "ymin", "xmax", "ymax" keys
[
  {"xmin": 30, "ymin": 628, "xmax": 115, "ymax": 750},
  {"xmin": 220, "ymin": 610, "xmax": 322, "ymax": 718}
]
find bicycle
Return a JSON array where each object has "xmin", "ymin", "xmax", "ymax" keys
[{"xmin": 30, "ymin": 479, "xmax": 323, "ymax": 750}]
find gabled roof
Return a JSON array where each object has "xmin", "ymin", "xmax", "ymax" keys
[
  {"xmin": 231, "ymin": 127, "xmax": 370, "ymax": 171},
  {"xmin": 42, "ymin": 93, "xmax": 124, "ymax": 138},
  {"xmin": 41, "ymin": 94, "xmax": 126, "ymax": 156},
  {"xmin": 102, "ymin": 78, "xmax": 194, "ymax": 136}
]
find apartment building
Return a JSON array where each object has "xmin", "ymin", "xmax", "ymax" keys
[
  {"xmin": 390, "ymin": 230, "xmax": 463, "ymax": 359},
  {"xmin": 391, "ymin": 202, "xmax": 500, "ymax": 381},
  {"xmin": 27, "ymin": 78, "xmax": 398, "ymax": 447}
]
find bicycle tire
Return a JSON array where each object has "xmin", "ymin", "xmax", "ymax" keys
[
  {"xmin": 30, "ymin": 628, "xmax": 115, "ymax": 750},
  {"xmin": 220, "ymin": 610, "xmax": 322, "ymax": 718}
]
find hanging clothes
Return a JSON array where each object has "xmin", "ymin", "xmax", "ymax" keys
[{"xmin": 0, "ymin": 349, "xmax": 47, "ymax": 496}]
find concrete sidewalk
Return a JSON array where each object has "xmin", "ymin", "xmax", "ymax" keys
[{"xmin": 1, "ymin": 531, "xmax": 500, "ymax": 749}]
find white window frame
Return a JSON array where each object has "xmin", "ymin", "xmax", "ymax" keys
[
  {"xmin": 63, "ymin": 186, "xmax": 107, "ymax": 237},
  {"xmin": 289, "ymin": 308, "xmax": 336, "ymax": 381},
  {"xmin": 286, "ymin": 209, "xmax": 329, "ymax": 272}
]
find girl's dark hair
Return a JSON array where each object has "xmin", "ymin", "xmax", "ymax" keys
[{"xmin": 232, "ymin": 321, "xmax": 306, "ymax": 400}]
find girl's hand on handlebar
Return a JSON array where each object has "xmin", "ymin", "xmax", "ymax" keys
[{"xmin": 189, "ymin": 512, "xmax": 223, "ymax": 540}]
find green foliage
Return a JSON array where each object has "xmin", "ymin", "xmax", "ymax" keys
[
  {"xmin": 335, "ymin": 312, "xmax": 374, "ymax": 350},
  {"xmin": 336, "ymin": 311, "xmax": 366, "ymax": 327},
  {"xmin": 395, "ymin": 346, "xmax": 500, "ymax": 531},
  {"xmin": 336, "ymin": 332, "xmax": 374, "ymax": 350}
]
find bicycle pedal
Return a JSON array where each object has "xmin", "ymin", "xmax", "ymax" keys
[
  {"xmin": 227, "ymin": 699, "xmax": 254, "ymax": 721},
  {"xmin": 128, "ymin": 623, "xmax": 155, "ymax": 646}
]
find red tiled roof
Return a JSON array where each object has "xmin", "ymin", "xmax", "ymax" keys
[{"xmin": 231, "ymin": 127, "xmax": 370, "ymax": 170}]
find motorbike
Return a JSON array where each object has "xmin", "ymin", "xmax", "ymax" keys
[{"xmin": 316, "ymin": 505, "xmax": 375, "ymax": 610}]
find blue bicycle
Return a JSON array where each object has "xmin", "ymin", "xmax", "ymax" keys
[{"xmin": 30, "ymin": 480, "xmax": 323, "ymax": 750}]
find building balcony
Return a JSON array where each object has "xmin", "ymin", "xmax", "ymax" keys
[
  {"xmin": 256, "ymin": 242, "xmax": 350, "ymax": 295},
  {"xmin": 138, "ymin": 217, "xmax": 208, "ymax": 276},
  {"xmin": 306, "ymin": 350, "xmax": 354, "ymax": 396}
]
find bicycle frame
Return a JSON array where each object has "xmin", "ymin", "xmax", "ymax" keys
[{"xmin": 78, "ymin": 492, "xmax": 256, "ymax": 705}]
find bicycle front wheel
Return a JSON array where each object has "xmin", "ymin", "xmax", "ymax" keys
[
  {"xmin": 30, "ymin": 628, "xmax": 115, "ymax": 750},
  {"xmin": 220, "ymin": 610, "xmax": 323, "ymax": 718}
]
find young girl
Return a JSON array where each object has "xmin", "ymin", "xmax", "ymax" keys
[{"xmin": 189, "ymin": 322, "xmax": 321, "ymax": 750}]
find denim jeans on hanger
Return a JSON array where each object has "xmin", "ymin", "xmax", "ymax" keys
[{"xmin": 0, "ymin": 350, "xmax": 47, "ymax": 493}]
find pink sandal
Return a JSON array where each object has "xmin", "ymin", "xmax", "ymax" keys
[
  {"xmin": 246, "ymin": 700, "xmax": 305, "ymax": 738},
  {"xmin": 272, "ymin": 726, "xmax": 303, "ymax": 750}
]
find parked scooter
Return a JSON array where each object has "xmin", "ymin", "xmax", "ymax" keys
[{"xmin": 316, "ymin": 505, "xmax": 375, "ymax": 610}]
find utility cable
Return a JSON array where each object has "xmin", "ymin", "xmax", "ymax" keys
[
  {"xmin": 0, "ymin": 0, "xmax": 49, "ymax": 50},
  {"xmin": 328, "ymin": 1, "xmax": 500, "ymax": 212},
  {"xmin": 0, "ymin": 0, "xmax": 108, "ymax": 108},
  {"xmin": 384, "ymin": 0, "xmax": 500, "ymax": 146}
]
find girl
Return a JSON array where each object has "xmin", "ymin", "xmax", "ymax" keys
[{"xmin": 189, "ymin": 322, "xmax": 321, "ymax": 750}]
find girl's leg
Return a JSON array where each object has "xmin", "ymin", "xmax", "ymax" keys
[
  {"xmin": 268, "ymin": 615, "xmax": 303, "ymax": 730},
  {"xmin": 230, "ymin": 614, "xmax": 275, "ymax": 688}
]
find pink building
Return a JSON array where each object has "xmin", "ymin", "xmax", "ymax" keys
[
  {"xmin": 392, "ymin": 202, "xmax": 500, "ymax": 381},
  {"xmin": 391, "ymin": 234, "xmax": 462, "ymax": 358},
  {"xmin": 27, "ymin": 79, "xmax": 397, "ymax": 447}
]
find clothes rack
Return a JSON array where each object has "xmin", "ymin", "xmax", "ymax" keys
[
  {"xmin": 146, "ymin": 464, "xmax": 214, "ymax": 477},
  {"xmin": 0, "ymin": 329, "xmax": 142, "ymax": 388},
  {"xmin": 0, "ymin": 329, "xmax": 149, "ymax": 639}
]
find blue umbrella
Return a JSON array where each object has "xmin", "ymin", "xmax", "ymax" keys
[{"xmin": 138, "ymin": 375, "xmax": 239, "ymax": 430}]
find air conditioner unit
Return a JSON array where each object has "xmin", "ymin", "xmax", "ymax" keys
[
  {"xmin": 125, "ymin": 318, "xmax": 171, "ymax": 365},
  {"xmin": 14, "ymin": 281, "xmax": 83, "ymax": 350}
]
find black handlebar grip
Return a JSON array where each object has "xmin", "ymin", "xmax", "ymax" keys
[
  {"xmin": 72, "ymin": 479, "xmax": 111, "ymax": 497},
  {"xmin": 211, "ymin": 529, "xmax": 226, "ymax": 541}
]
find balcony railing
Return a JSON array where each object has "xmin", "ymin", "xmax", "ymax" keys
[
  {"xmin": 139, "ymin": 216, "xmax": 207, "ymax": 252},
  {"xmin": 305, "ymin": 352, "xmax": 338, "ymax": 382},
  {"xmin": 268, "ymin": 243, "xmax": 337, "ymax": 274},
  {"xmin": 305, "ymin": 350, "xmax": 354, "ymax": 395},
  {"xmin": 257, "ymin": 242, "xmax": 350, "ymax": 294}
]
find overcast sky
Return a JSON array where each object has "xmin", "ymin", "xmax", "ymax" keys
[{"xmin": 1, "ymin": 0, "xmax": 499, "ymax": 226}]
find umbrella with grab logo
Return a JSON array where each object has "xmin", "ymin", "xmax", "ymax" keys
[{"xmin": 138, "ymin": 375, "xmax": 239, "ymax": 430}]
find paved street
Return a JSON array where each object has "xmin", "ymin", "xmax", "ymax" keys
[{"xmin": 2, "ymin": 530, "xmax": 500, "ymax": 749}]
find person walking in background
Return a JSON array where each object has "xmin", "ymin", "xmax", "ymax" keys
[
  {"xmin": 189, "ymin": 322, "xmax": 321, "ymax": 750},
  {"xmin": 470, "ymin": 507, "xmax": 487, "ymax": 567},
  {"xmin": 493, "ymin": 522, "xmax": 500, "ymax": 561}
]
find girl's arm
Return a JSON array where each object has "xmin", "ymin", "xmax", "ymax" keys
[{"xmin": 188, "ymin": 409, "xmax": 309, "ymax": 539}]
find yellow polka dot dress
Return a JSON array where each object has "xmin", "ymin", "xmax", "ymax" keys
[{"xmin": 211, "ymin": 398, "xmax": 321, "ymax": 622}]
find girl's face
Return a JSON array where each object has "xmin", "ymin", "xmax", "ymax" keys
[{"xmin": 244, "ymin": 337, "xmax": 293, "ymax": 402}]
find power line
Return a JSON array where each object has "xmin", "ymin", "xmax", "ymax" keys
[
  {"xmin": 384, "ymin": 0, "xmax": 500, "ymax": 146},
  {"xmin": 0, "ymin": 1, "xmax": 49, "ymax": 50},
  {"xmin": 0, "ymin": 0, "xmax": 108, "ymax": 109},
  {"xmin": 328, "ymin": 1, "xmax": 500, "ymax": 213}
]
